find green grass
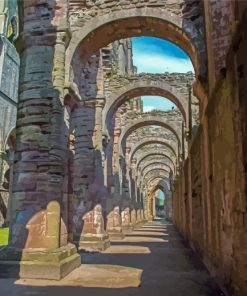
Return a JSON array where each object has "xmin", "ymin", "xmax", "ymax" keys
[{"xmin": 0, "ymin": 227, "xmax": 9, "ymax": 246}]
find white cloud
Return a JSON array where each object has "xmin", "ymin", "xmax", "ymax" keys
[
  {"xmin": 133, "ymin": 52, "xmax": 194, "ymax": 74},
  {"xmin": 143, "ymin": 105, "xmax": 157, "ymax": 112}
]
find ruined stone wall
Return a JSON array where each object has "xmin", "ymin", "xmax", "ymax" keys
[
  {"xmin": 0, "ymin": 0, "xmax": 20, "ymax": 226},
  {"xmin": 173, "ymin": 2, "xmax": 247, "ymax": 295},
  {"xmin": 130, "ymin": 126, "xmax": 177, "ymax": 143},
  {"xmin": 106, "ymin": 72, "xmax": 195, "ymax": 94},
  {"xmin": 67, "ymin": 0, "xmax": 206, "ymax": 89},
  {"xmin": 70, "ymin": 38, "xmax": 142, "ymax": 237},
  {"xmin": 189, "ymin": 129, "xmax": 203, "ymax": 253},
  {"xmin": 105, "ymin": 73, "xmax": 197, "ymax": 118},
  {"xmin": 204, "ymin": 0, "xmax": 234, "ymax": 92},
  {"xmin": 3, "ymin": 1, "xmax": 247, "ymax": 290}
]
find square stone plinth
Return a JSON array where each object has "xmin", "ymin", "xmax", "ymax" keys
[
  {"xmin": 108, "ymin": 230, "xmax": 125, "ymax": 240},
  {"xmin": 0, "ymin": 244, "xmax": 81, "ymax": 280},
  {"xmin": 79, "ymin": 234, "xmax": 110, "ymax": 252},
  {"xmin": 122, "ymin": 225, "xmax": 134, "ymax": 233},
  {"xmin": 134, "ymin": 221, "xmax": 146, "ymax": 229}
]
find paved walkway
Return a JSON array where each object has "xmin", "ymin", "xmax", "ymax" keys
[{"xmin": 0, "ymin": 220, "xmax": 225, "ymax": 296}]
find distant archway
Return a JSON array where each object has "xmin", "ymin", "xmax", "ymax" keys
[
  {"xmin": 119, "ymin": 116, "xmax": 182, "ymax": 157},
  {"xmin": 104, "ymin": 76, "xmax": 189, "ymax": 133}
]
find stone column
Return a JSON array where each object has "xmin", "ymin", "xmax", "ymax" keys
[
  {"xmin": 0, "ymin": 3, "xmax": 80, "ymax": 280},
  {"xmin": 6, "ymin": 149, "xmax": 14, "ymax": 225},
  {"xmin": 106, "ymin": 205, "xmax": 124, "ymax": 240},
  {"xmin": 141, "ymin": 209, "xmax": 145, "ymax": 221},
  {"xmin": 130, "ymin": 208, "xmax": 137, "ymax": 227},
  {"xmin": 0, "ymin": 151, "xmax": 6, "ymax": 189},
  {"xmin": 80, "ymin": 203, "xmax": 110, "ymax": 251},
  {"xmin": 78, "ymin": 98, "xmax": 110, "ymax": 251},
  {"xmin": 136, "ymin": 209, "xmax": 142, "ymax": 225},
  {"xmin": 148, "ymin": 197, "xmax": 154, "ymax": 221},
  {"xmin": 121, "ymin": 206, "xmax": 132, "ymax": 233},
  {"xmin": 0, "ymin": 151, "xmax": 8, "ymax": 226},
  {"xmin": 166, "ymin": 190, "xmax": 173, "ymax": 220}
]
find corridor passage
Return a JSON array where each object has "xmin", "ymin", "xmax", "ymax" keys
[{"xmin": 0, "ymin": 220, "xmax": 224, "ymax": 296}]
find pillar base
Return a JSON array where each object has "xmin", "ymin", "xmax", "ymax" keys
[
  {"xmin": 122, "ymin": 224, "xmax": 134, "ymax": 233},
  {"xmin": 108, "ymin": 228, "xmax": 125, "ymax": 240},
  {"xmin": 0, "ymin": 243, "xmax": 81, "ymax": 280},
  {"xmin": 134, "ymin": 220, "xmax": 146, "ymax": 229},
  {"xmin": 79, "ymin": 234, "xmax": 110, "ymax": 252}
]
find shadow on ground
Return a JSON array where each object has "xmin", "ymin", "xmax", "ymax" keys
[{"xmin": 0, "ymin": 220, "xmax": 225, "ymax": 296}]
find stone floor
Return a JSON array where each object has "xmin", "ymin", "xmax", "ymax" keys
[{"xmin": 0, "ymin": 220, "xmax": 225, "ymax": 296}]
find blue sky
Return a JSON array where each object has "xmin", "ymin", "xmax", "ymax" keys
[
  {"xmin": 159, "ymin": 190, "xmax": 165, "ymax": 200},
  {"xmin": 132, "ymin": 37, "xmax": 194, "ymax": 111}
]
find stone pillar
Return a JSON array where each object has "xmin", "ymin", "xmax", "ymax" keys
[
  {"xmin": 141, "ymin": 209, "xmax": 146, "ymax": 221},
  {"xmin": 138, "ymin": 209, "xmax": 142, "ymax": 222},
  {"xmin": 121, "ymin": 206, "xmax": 132, "ymax": 232},
  {"xmin": 94, "ymin": 98, "xmax": 105, "ymax": 186},
  {"xmin": 130, "ymin": 208, "xmax": 137, "ymax": 227},
  {"xmin": 136, "ymin": 208, "xmax": 144, "ymax": 227},
  {"xmin": 6, "ymin": 149, "xmax": 14, "ymax": 225},
  {"xmin": 106, "ymin": 205, "xmax": 124, "ymax": 240},
  {"xmin": 0, "ymin": 151, "xmax": 6, "ymax": 189},
  {"xmin": 78, "ymin": 98, "xmax": 110, "ymax": 251},
  {"xmin": 166, "ymin": 190, "xmax": 173, "ymax": 220},
  {"xmin": 79, "ymin": 204, "xmax": 110, "ymax": 251},
  {"xmin": 148, "ymin": 198, "xmax": 154, "ymax": 221},
  {"xmin": 127, "ymin": 39, "xmax": 133, "ymax": 75},
  {"xmin": 0, "ymin": 3, "xmax": 81, "ymax": 280}
]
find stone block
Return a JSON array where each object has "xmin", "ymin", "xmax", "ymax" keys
[
  {"xmin": 78, "ymin": 234, "xmax": 110, "ymax": 252},
  {"xmin": 108, "ymin": 230, "xmax": 125, "ymax": 241},
  {"xmin": 0, "ymin": 244, "xmax": 81, "ymax": 280}
]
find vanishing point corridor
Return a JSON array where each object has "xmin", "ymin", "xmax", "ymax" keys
[{"xmin": 0, "ymin": 219, "xmax": 224, "ymax": 296}]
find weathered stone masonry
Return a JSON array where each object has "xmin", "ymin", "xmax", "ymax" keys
[{"xmin": 0, "ymin": 1, "xmax": 246, "ymax": 295}]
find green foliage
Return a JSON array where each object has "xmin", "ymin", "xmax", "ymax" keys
[{"xmin": 0, "ymin": 227, "xmax": 9, "ymax": 246}]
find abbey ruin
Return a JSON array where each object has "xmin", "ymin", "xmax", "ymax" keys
[{"xmin": 0, "ymin": 1, "xmax": 246, "ymax": 295}]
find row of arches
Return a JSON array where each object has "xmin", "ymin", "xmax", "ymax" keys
[
  {"xmin": 6, "ymin": 0, "xmax": 203, "ymax": 256},
  {"xmin": 2, "ymin": 2, "xmax": 246, "ymax": 295}
]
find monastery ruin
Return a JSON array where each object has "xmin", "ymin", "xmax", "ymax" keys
[{"xmin": 0, "ymin": 1, "xmax": 247, "ymax": 295}]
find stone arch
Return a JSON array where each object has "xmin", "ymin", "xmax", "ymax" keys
[
  {"xmin": 136, "ymin": 151, "xmax": 177, "ymax": 173},
  {"xmin": 147, "ymin": 177, "xmax": 170, "ymax": 191},
  {"xmin": 129, "ymin": 137, "xmax": 177, "ymax": 163},
  {"xmin": 119, "ymin": 116, "xmax": 182, "ymax": 157},
  {"xmin": 144, "ymin": 172, "xmax": 171, "ymax": 191},
  {"xmin": 153, "ymin": 180, "xmax": 170, "ymax": 193},
  {"xmin": 144, "ymin": 175, "xmax": 170, "ymax": 218},
  {"xmin": 139, "ymin": 162, "xmax": 173, "ymax": 180},
  {"xmin": 8, "ymin": 16, "xmax": 19, "ymax": 43},
  {"xmin": 131, "ymin": 144, "xmax": 177, "ymax": 174},
  {"xmin": 149, "ymin": 178, "xmax": 170, "ymax": 188},
  {"xmin": 142, "ymin": 168, "xmax": 171, "ymax": 184},
  {"xmin": 148, "ymin": 178, "xmax": 170, "ymax": 195},
  {"xmin": 67, "ymin": 6, "xmax": 205, "ymax": 84},
  {"xmin": 4, "ymin": 127, "xmax": 16, "ymax": 151},
  {"xmin": 148, "ymin": 180, "xmax": 170, "ymax": 199},
  {"xmin": 103, "ymin": 77, "xmax": 189, "ymax": 133},
  {"xmin": 147, "ymin": 178, "xmax": 173, "ymax": 219}
]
